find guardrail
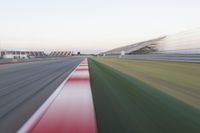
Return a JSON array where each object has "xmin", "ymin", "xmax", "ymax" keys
[{"xmin": 105, "ymin": 53, "xmax": 200, "ymax": 63}]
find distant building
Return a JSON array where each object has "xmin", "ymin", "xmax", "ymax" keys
[
  {"xmin": 0, "ymin": 51, "xmax": 46, "ymax": 59},
  {"xmin": 3, "ymin": 54, "xmax": 28, "ymax": 59},
  {"xmin": 49, "ymin": 51, "xmax": 73, "ymax": 57}
]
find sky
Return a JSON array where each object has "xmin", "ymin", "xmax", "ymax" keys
[{"xmin": 0, "ymin": 0, "xmax": 200, "ymax": 53}]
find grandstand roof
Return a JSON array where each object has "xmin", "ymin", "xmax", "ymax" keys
[{"xmin": 102, "ymin": 36, "xmax": 166, "ymax": 55}]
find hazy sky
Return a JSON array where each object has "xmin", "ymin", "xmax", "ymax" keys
[{"xmin": 0, "ymin": 0, "xmax": 200, "ymax": 53}]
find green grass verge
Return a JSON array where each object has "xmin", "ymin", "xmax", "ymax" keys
[
  {"xmin": 92, "ymin": 57, "xmax": 200, "ymax": 109},
  {"xmin": 89, "ymin": 58, "xmax": 200, "ymax": 133}
]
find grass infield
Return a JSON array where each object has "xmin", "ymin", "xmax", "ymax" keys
[
  {"xmin": 89, "ymin": 58, "xmax": 200, "ymax": 133},
  {"xmin": 92, "ymin": 57, "xmax": 200, "ymax": 109}
]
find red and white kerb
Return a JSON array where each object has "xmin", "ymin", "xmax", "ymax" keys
[{"xmin": 18, "ymin": 58, "xmax": 97, "ymax": 133}]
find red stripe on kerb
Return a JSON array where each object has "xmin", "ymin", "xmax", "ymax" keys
[
  {"xmin": 76, "ymin": 68, "xmax": 88, "ymax": 71},
  {"xmin": 18, "ymin": 58, "xmax": 97, "ymax": 133},
  {"xmin": 68, "ymin": 77, "xmax": 90, "ymax": 82},
  {"xmin": 76, "ymin": 66, "xmax": 89, "ymax": 71}
]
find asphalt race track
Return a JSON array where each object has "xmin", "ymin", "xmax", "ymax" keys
[{"xmin": 0, "ymin": 57, "xmax": 83, "ymax": 133}]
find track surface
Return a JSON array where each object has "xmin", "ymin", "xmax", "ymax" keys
[
  {"xmin": 0, "ymin": 57, "xmax": 83, "ymax": 133},
  {"xmin": 0, "ymin": 58, "xmax": 61, "ymax": 65}
]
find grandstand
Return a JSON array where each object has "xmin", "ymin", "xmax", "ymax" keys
[
  {"xmin": 158, "ymin": 28, "xmax": 200, "ymax": 54},
  {"xmin": 102, "ymin": 37, "xmax": 165, "ymax": 55},
  {"xmin": 102, "ymin": 27, "xmax": 200, "ymax": 55}
]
